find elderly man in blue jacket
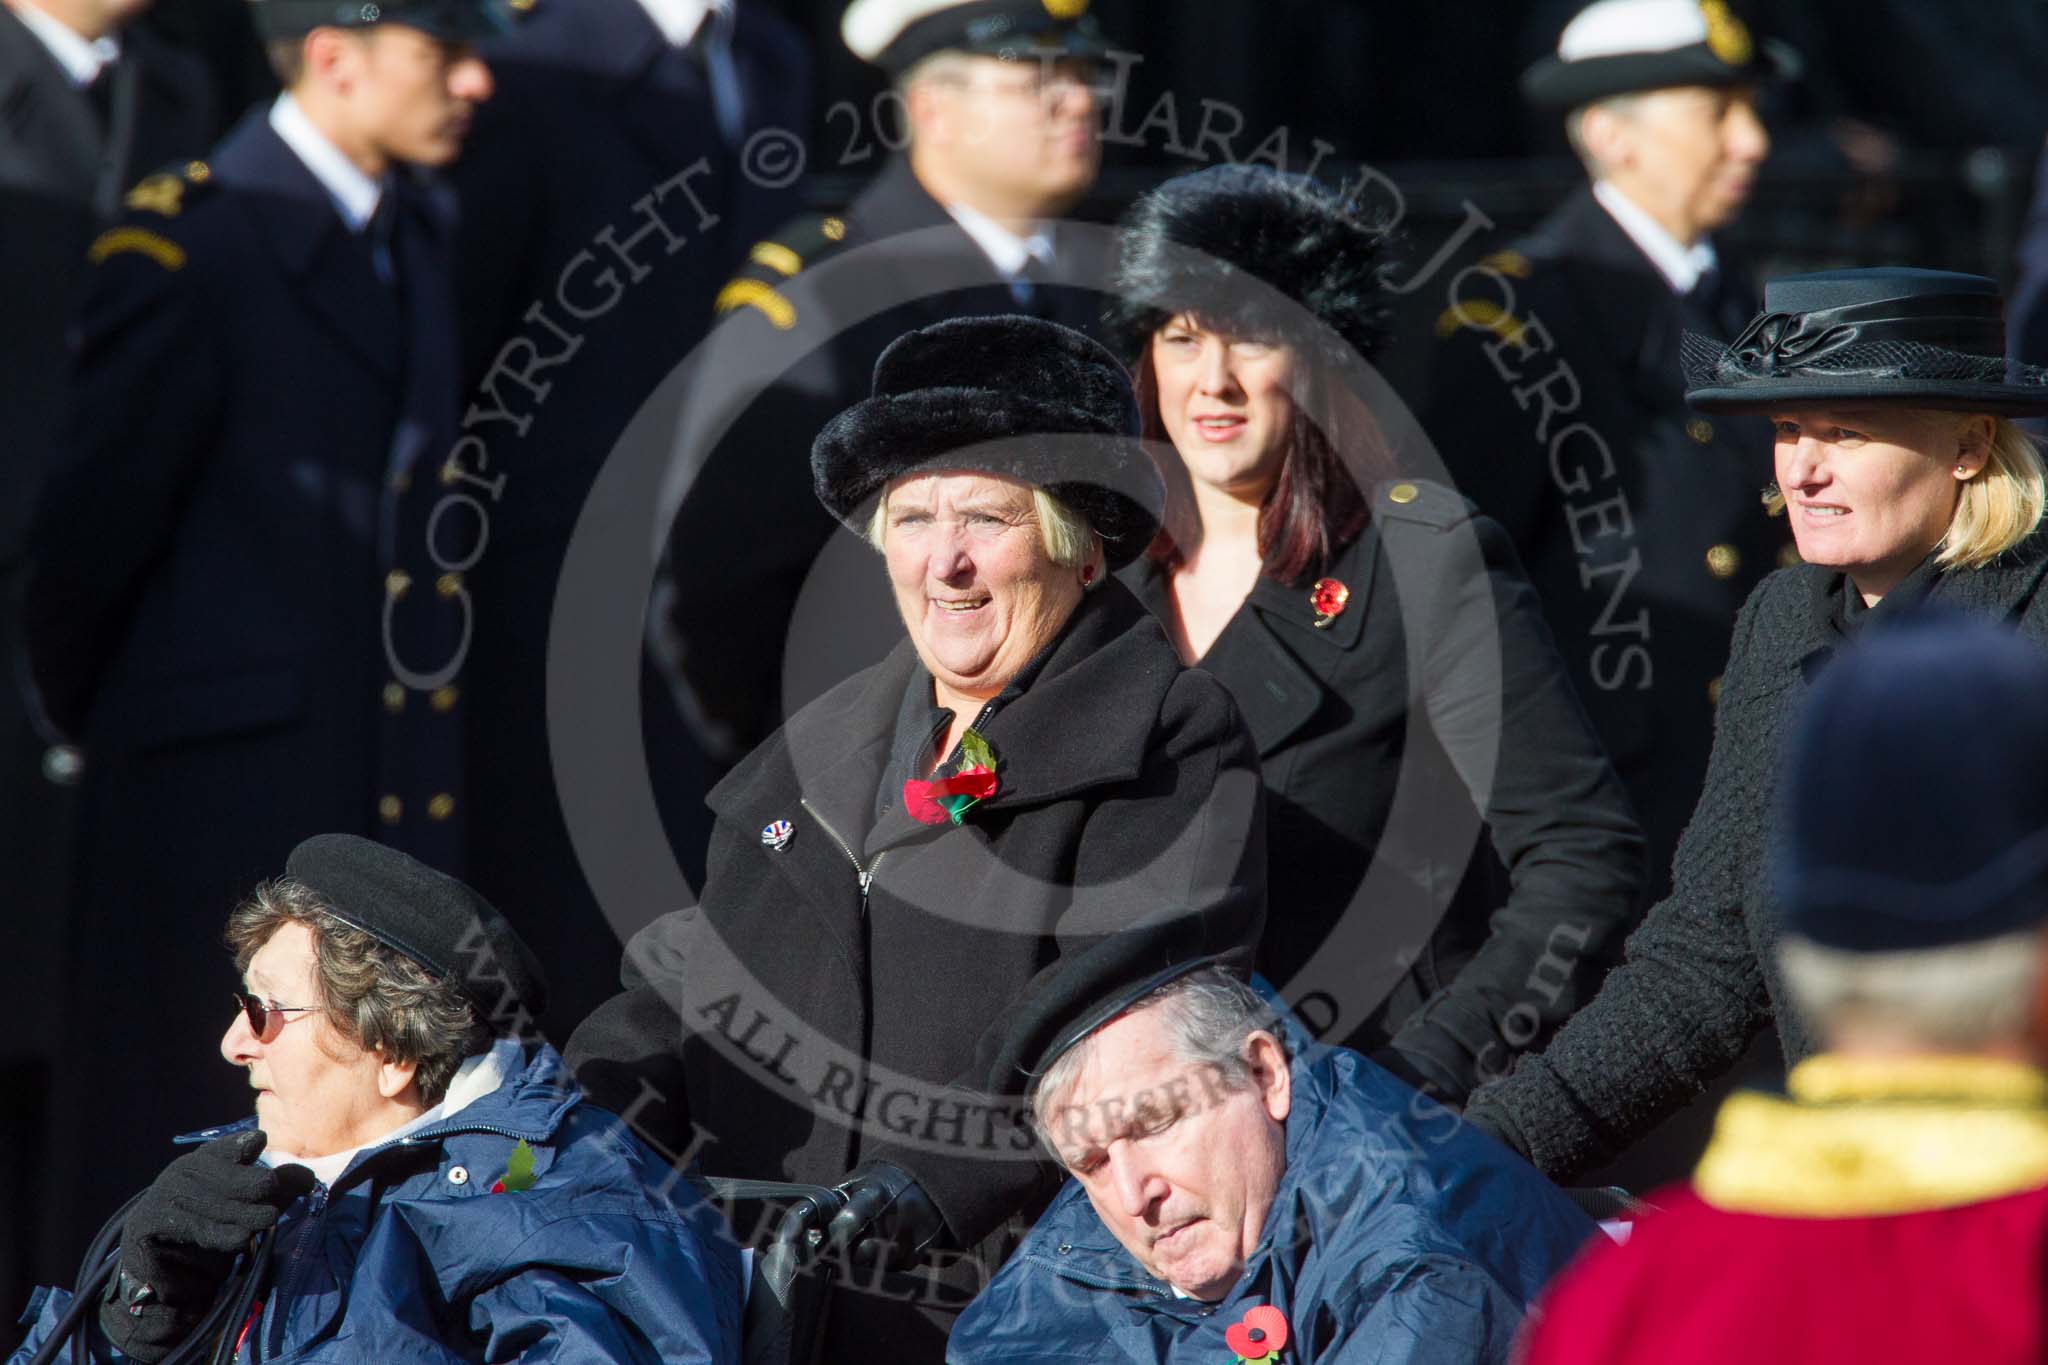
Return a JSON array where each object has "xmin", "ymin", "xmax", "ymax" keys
[
  {"xmin": 949, "ymin": 964, "xmax": 1593, "ymax": 1364},
  {"xmin": 9, "ymin": 835, "xmax": 740, "ymax": 1365}
]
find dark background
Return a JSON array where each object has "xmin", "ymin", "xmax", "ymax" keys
[{"xmin": 13, "ymin": 0, "xmax": 2048, "ymax": 1314}]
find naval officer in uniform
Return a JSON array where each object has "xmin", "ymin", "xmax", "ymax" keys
[
  {"xmin": 21, "ymin": 0, "xmax": 503, "ymax": 1275},
  {"xmin": 1423, "ymin": 0, "xmax": 1795, "ymax": 904}
]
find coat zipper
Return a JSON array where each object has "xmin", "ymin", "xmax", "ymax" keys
[
  {"xmin": 799, "ymin": 796, "xmax": 885, "ymax": 905},
  {"xmin": 262, "ymin": 1182, "xmax": 330, "ymax": 1358}
]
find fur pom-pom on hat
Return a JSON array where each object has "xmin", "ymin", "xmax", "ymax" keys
[
  {"xmin": 811, "ymin": 315, "xmax": 1163, "ymax": 568},
  {"xmin": 1105, "ymin": 164, "xmax": 1396, "ymax": 371}
]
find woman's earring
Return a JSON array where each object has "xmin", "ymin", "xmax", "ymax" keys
[{"xmin": 1080, "ymin": 564, "xmax": 1097, "ymax": 587}]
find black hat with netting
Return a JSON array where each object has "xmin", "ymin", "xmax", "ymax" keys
[{"xmin": 1684, "ymin": 267, "xmax": 2048, "ymax": 417}]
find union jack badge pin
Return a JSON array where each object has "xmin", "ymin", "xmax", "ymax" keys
[{"xmin": 760, "ymin": 818, "xmax": 795, "ymax": 852}]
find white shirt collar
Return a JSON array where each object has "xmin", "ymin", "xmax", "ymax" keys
[
  {"xmin": 269, "ymin": 92, "xmax": 384, "ymax": 231},
  {"xmin": 260, "ymin": 1038, "xmax": 522, "ymax": 1188},
  {"xmin": 635, "ymin": 0, "xmax": 722, "ymax": 46},
  {"xmin": 944, "ymin": 200, "xmax": 1056, "ymax": 280},
  {"xmin": 10, "ymin": 1, "xmax": 119, "ymax": 86},
  {"xmin": 1593, "ymin": 179, "xmax": 1718, "ymax": 294}
]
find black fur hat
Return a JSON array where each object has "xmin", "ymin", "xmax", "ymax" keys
[
  {"xmin": 811, "ymin": 315, "xmax": 1163, "ymax": 568},
  {"xmin": 1106, "ymin": 164, "xmax": 1395, "ymax": 371}
]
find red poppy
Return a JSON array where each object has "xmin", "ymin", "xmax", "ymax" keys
[
  {"xmin": 902, "ymin": 766, "xmax": 999, "ymax": 826},
  {"xmin": 1223, "ymin": 1303, "xmax": 1289, "ymax": 1361},
  {"xmin": 1308, "ymin": 577, "xmax": 1350, "ymax": 628}
]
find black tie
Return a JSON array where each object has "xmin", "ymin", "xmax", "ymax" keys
[
  {"xmin": 1012, "ymin": 253, "xmax": 1050, "ymax": 316},
  {"xmin": 367, "ymin": 189, "xmax": 399, "ymax": 288},
  {"xmin": 83, "ymin": 63, "xmax": 115, "ymax": 134}
]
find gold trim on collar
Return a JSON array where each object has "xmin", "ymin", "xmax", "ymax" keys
[{"xmin": 1695, "ymin": 1055, "xmax": 2048, "ymax": 1218}]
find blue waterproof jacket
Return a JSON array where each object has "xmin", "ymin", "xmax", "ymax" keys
[
  {"xmin": 949, "ymin": 1042, "xmax": 1593, "ymax": 1364},
  {"xmin": 11, "ymin": 1043, "xmax": 742, "ymax": 1363}
]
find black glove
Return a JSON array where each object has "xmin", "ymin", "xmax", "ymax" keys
[
  {"xmin": 98, "ymin": 1131, "xmax": 315, "ymax": 1363},
  {"xmin": 826, "ymin": 1161, "xmax": 948, "ymax": 1273}
]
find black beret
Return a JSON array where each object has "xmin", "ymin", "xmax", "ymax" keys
[
  {"xmin": 811, "ymin": 314, "xmax": 1164, "ymax": 569},
  {"xmin": 283, "ymin": 833, "xmax": 548, "ymax": 1021},
  {"xmin": 1030, "ymin": 951, "xmax": 1254, "ymax": 1083},
  {"xmin": 248, "ymin": 0, "xmax": 518, "ymax": 43}
]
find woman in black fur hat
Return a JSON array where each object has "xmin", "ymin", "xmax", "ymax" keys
[
  {"xmin": 1464, "ymin": 268, "xmax": 2048, "ymax": 1181},
  {"xmin": 1108, "ymin": 164, "xmax": 1646, "ymax": 1106},
  {"xmin": 567, "ymin": 314, "xmax": 1265, "ymax": 1362}
]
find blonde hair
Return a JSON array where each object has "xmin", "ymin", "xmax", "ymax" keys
[
  {"xmin": 1761, "ymin": 414, "xmax": 2046, "ymax": 569},
  {"xmin": 1942, "ymin": 417, "xmax": 2047, "ymax": 569},
  {"xmin": 864, "ymin": 481, "xmax": 1101, "ymax": 570}
]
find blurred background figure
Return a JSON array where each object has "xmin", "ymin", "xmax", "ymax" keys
[
  {"xmin": 1520, "ymin": 616, "xmax": 2048, "ymax": 1365},
  {"xmin": 1424, "ymin": 0, "xmax": 1792, "ymax": 906},
  {"xmin": 445, "ymin": 0, "xmax": 810, "ymax": 1040},
  {"xmin": 19, "ymin": 0, "xmax": 501, "ymax": 1290},
  {"xmin": 0, "ymin": 0, "xmax": 215, "ymax": 1311},
  {"xmin": 651, "ymin": 0, "xmax": 1113, "ymax": 784}
]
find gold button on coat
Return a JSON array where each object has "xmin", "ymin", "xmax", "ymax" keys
[
  {"xmin": 1687, "ymin": 418, "xmax": 1714, "ymax": 444},
  {"xmin": 1706, "ymin": 544, "xmax": 1740, "ymax": 579},
  {"xmin": 382, "ymin": 682, "xmax": 405, "ymax": 713},
  {"xmin": 378, "ymin": 795, "xmax": 403, "ymax": 823},
  {"xmin": 1387, "ymin": 482, "xmax": 1419, "ymax": 505},
  {"xmin": 431, "ymin": 686, "xmax": 459, "ymax": 713},
  {"xmin": 436, "ymin": 572, "xmax": 464, "ymax": 598},
  {"xmin": 386, "ymin": 569, "xmax": 411, "ymax": 598},
  {"xmin": 428, "ymin": 793, "xmax": 455, "ymax": 821}
]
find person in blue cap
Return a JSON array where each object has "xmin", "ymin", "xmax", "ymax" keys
[
  {"xmin": 20, "ymin": 0, "xmax": 508, "ymax": 1267},
  {"xmin": 8, "ymin": 834, "xmax": 741, "ymax": 1365},
  {"xmin": 1520, "ymin": 616, "xmax": 2048, "ymax": 1364},
  {"xmin": 1465, "ymin": 267, "xmax": 2048, "ymax": 1180},
  {"xmin": 949, "ymin": 961, "xmax": 1594, "ymax": 1364}
]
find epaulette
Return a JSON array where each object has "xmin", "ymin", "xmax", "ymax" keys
[
  {"xmin": 1432, "ymin": 248, "xmax": 1536, "ymax": 344},
  {"xmin": 1373, "ymin": 478, "xmax": 1474, "ymax": 531},
  {"xmin": 87, "ymin": 158, "xmax": 215, "ymax": 272},
  {"xmin": 712, "ymin": 211, "xmax": 852, "ymax": 331}
]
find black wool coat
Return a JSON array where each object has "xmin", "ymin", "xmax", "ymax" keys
[
  {"xmin": 1125, "ymin": 480, "xmax": 1645, "ymax": 1104},
  {"xmin": 1465, "ymin": 535, "xmax": 2048, "ymax": 1178},
  {"xmin": 567, "ymin": 582, "xmax": 1265, "ymax": 1248}
]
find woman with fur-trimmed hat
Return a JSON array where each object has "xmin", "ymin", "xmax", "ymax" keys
[
  {"xmin": 1463, "ymin": 267, "xmax": 2048, "ymax": 1181},
  {"xmin": 566, "ymin": 314, "xmax": 1265, "ymax": 1362},
  {"xmin": 1107, "ymin": 164, "xmax": 1646, "ymax": 1107}
]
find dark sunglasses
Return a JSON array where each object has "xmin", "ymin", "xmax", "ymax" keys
[{"xmin": 231, "ymin": 991, "xmax": 320, "ymax": 1043}]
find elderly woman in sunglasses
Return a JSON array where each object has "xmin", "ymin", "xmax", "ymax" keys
[{"xmin": 10, "ymin": 836, "xmax": 740, "ymax": 1365}]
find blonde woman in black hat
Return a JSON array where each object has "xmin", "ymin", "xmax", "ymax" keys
[
  {"xmin": 1108, "ymin": 164, "xmax": 1646, "ymax": 1108},
  {"xmin": 570, "ymin": 315, "xmax": 1264, "ymax": 1362},
  {"xmin": 1464, "ymin": 266, "xmax": 2048, "ymax": 1180}
]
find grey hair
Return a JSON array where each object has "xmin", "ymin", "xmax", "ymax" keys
[
  {"xmin": 1778, "ymin": 931, "xmax": 2045, "ymax": 1053},
  {"xmin": 864, "ymin": 480, "xmax": 1102, "ymax": 571},
  {"xmin": 1565, "ymin": 92, "xmax": 1647, "ymax": 177},
  {"xmin": 225, "ymin": 878, "xmax": 494, "ymax": 1106},
  {"xmin": 1029, "ymin": 968, "xmax": 1282, "ymax": 1139}
]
